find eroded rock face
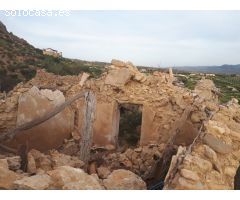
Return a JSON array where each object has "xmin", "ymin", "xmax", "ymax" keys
[
  {"xmin": 103, "ymin": 169, "xmax": 146, "ymax": 190},
  {"xmin": 5, "ymin": 86, "xmax": 74, "ymax": 152}
]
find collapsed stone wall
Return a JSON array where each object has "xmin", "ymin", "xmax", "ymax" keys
[
  {"xmin": 0, "ymin": 59, "xmax": 201, "ymax": 151},
  {"xmin": 164, "ymin": 98, "xmax": 240, "ymax": 189},
  {"xmin": 0, "ymin": 69, "xmax": 81, "ymax": 134},
  {"xmin": 1, "ymin": 59, "xmax": 240, "ymax": 190},
  {"xmin": 67, "ymin": 59, "xmax": 197, "ymax": 147}
]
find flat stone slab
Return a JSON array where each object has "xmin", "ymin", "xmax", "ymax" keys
[
  {"xmin": 203, "ymin": 134, "xmax": 233, "ymax": 154},
  {"xmin": 105, "ymin": 68, "xmax": 133, "ymax": 87}
]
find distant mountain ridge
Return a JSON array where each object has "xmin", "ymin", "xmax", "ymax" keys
[{"xmin": 174, "ymin": 64, "xmax": 240, "ymax": 74}]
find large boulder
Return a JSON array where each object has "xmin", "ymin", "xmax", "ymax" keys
[
  {"xmin": 47, "ymin": 166, "xmax": 103, "ymax": 189},
  {"xmin": 105, "ymin": 68, "xmax": 133, "ymax": 87},
  {"xmin": 107, "ymin": 59, "xmax": 147, "ymax": 85},
  {"xmin": 203, "ymin": 134, "xmax": 233, "ymax": 154},
  {"xmin": 0, "ymin": 161, "xmax": 20, "ymax": 189},
  {"xmin": 13, "ymin": 174, "xmax": 52, "ymax": 190},
  {"xmin": 103, "ymin": 169, "xmax": 146, "ymax": 190}
]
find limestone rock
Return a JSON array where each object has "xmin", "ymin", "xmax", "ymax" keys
[
  {"xmin": 0, "ymin": 159, "xmax": 8, "ymax": 169},
  {"xmin": 79, "ymin": 72, "xmax": 90, "ymax": 87},
  {"xmin": 105, "ymin": 68, "xmax": 133, "ymax": 87},
  {"xmin": 50, "ymin": 151, "xmax": 84, "ymax": 169},
  {"xmin": 180, "ymin": 169, "xmax": 200, "ymax": 181},
  {"xmin": 47, "ymin": 166, "xmax": 102, "ymax": 189},
  {"xmin": 203, "ymin": 134, "xmax": 233, "ymax": 154},
  {"xmin": 103, "ymin": 169, "xmax": 146, "ymax": 190},
  {"xmin": 207, "ymin": 183, "xmax": 231, "ymax": 190},
  {"xmin": 28, "ymin": 149, "xmax": 52, "ymax": 171},
  {"xmin": 190, "ymin": 111, "xmax": 207, "ymax": 123},
  {"xmin": 206, "ymin": 120, "xmax": 226, "ymax": 135},
  {"xmin": 203, "ymin": 145, "xmax": 217, "ymax": 162},
  {"xmin": 176, "ymin": 177, "xmax": 206, "ymax": 190},
  {"xmin": 97, "ymin": 167, "xmax": 111, "ymax": 179},
  {"xmin": 133, "ymin": 72, "xmax": 146, "ymax": 82},
  {"xmin": 27, "ymin": 153, "xmax": 37, "ymax": 174},
  {"xmin": 224, "ymin": 166, "xmax": 236, "ymax": 177},
  {"xmin": 111, "ymin": 59, "xmax": 126, "ymax": 67},
  {"xmin": 14, "ymin": 174, "xmax": 52, "ymax": 190},
  {"xmin": 0, "ymin": 164, "xmax": 20, "ymax": 189},
  {"xmin": 7, "ymin": 156, "xmax": 21, "ymax": 171},
  {"xmin": 184, "ymin": 155, "xmax": 212, "ymax": 172}
]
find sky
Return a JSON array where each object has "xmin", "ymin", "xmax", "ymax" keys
[{"xmin": 0, "ymin": 10, "xmax": 240, "ymax": 67}]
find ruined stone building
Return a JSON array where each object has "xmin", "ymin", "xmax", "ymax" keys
[{"xmin": 0, "ymin": 59, "xmax": 240, "ymax": 190}]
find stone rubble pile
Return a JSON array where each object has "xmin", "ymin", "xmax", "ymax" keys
[
  {"xmin": 0, "ymin": 149, "xmax": 146, "ymax": 190},
  {"xmin": 0, "ymin": 59, "xmax": 240, "ymax": 190},
  {"xmin": 98, "ymin": 144, "xmax": 166, "ymax": 179}
]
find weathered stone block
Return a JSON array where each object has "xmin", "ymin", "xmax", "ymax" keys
[
  {"xmin": 105, "ymin": 68, "xmax": 133, "ymax": 87},
  {"xmin": 203, "ymin": 134, "xmax": 233, "ymax": 154},
  {"xmin": 14, "ymin": 174, "xmax": 52, "ymax": 190},
  {"xmin": 5, "ymin": 86, "xmax": 74, "ymax": 152},
  {"xmin": 103, "ymin": 169, "xmax": 146, "ymax": 190}
]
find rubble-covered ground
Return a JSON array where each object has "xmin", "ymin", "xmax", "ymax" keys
[{"xmin": 0, "ymin": 59, "xmax": 240, "ymax": 190}]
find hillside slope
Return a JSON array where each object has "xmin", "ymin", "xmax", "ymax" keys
[{"xmin": 0, "ymin": 21, "xmax": 106, "ymax": 92}]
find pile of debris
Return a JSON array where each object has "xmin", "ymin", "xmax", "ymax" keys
[
  {"xmin": 0, "ymin": 59, "xmax": 240, "ymax": 190},
  {"xmin": 0, "ymin": 149, "xmax": 146, "ymax": 190}
]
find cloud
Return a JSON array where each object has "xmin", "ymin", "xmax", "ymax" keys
[{"xmin": 1, "ymin": 11, "xmax": 240, "ymax": 66}]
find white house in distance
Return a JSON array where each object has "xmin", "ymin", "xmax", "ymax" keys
[
  {"xmin": 206, "ymin": 73, "xmax": 216, "ymax": 77},
  {"xmin": 43, "ymin": 48, "xmax": 62, "ymax": 58}
]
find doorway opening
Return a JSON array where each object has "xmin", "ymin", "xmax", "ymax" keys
[{"xmin": 118, "ymin": 103, "xmax": 142, "ymax": 150}]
